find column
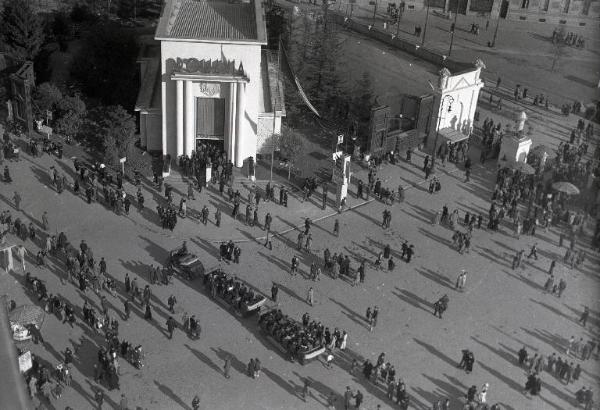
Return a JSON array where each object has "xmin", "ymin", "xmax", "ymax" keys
[
  {"xmin": 228, "ymin": 82, "xmax": 237, "ymax": 164},
  {"xmin": 184, "ymin": 80, "xmax": 195, "ymax": 156},
  {"xmin": 161, "ymin": 82, "xmax": 167, "ymax": 155},
  {"xmin": 140, "ymin": 114, "xmax": 147, "ymax": 148},
  {"xmin": 235, "ymin": 82, "xmax": 246, "ymax": 167},
  {"xmin": 176, "ymin": 80, "xmax": 184, "ymax": 157}
]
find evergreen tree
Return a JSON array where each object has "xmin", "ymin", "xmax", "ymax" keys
[
  {"xmin": 0, "ymin": 0, "xmax": 45, "ymax": 62},
  {"xmin": 287, "ymin": 15, "xmax": 346, "ymax": 120},
  {"xmin": 71, "ymin": 24, "xmax": 139, "ymax": 108},
  {"xmin": 87, "ymin": 105, "xmax": 136, "ymax": 165}
]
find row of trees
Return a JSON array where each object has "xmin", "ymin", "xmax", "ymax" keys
[
  {"xmin": 0, "ymin": 0, "xmax": 141, "ymax": 166},
  {"xmin": 282, "ymin": 7, "xmax": 376, "ymax": 147},
  {"xmin": 33, "ymin": 82, "xmax": 136, "ymax": 166}
]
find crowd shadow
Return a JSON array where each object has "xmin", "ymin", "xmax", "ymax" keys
[
  {"xmin": 392, "ymin": 287, "xmax": 431, "ymax": 314},
  {"xmin": 211, "ymin": 347, "xmax": 246, "ymax": 376},
  {"xmin": 412, "ymin": 338, "xmax": 456, "ymax": 368},
  {"xmin": 329, "ymin": 297, "xmax": 367, "ymax": 329},
  {"xmin": 519, "ymin": 326, "xmax": 566, "ymax": 353},
  {"xmin": 153, "ymin": 380, "xmax": 192, "ymax": 410},
  {"xmin": 184, "ymin": 344, "xmax": 222, "ymax": 376},
  {"xmin": 415, "ymin": 266, "xmax": 455, "ymax": 290},
  {"xmin": 261, "ymin": 366, "xmax": 298, "ymax": 397},
  {"xmin": 471, "ymin": 336, "xmax": 516, "ymax": 366},
  {"xmin": 529, "ymin": 298, "xmax": 575, "ymax": 324}
]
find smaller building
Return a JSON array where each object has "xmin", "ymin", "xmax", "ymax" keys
[{"xmin": 425, "ymin": 62, "xmax": 485, "ymax": 154}]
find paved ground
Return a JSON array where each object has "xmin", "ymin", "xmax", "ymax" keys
[
  {"xmin": 1, "ymin": 4, "xmax": 599, "ymax": 410},
  {"xmin": 1, "ymin": 83, "xmax": 599, "ymax": 410},
  {"xmin": 287, "ymin": 0, "xmax": 600, "ymax": 105}
]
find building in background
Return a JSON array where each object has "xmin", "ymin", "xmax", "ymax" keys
[{"xmin": 135, "ymin": 0, "xmax": 284, "ymax": 170}]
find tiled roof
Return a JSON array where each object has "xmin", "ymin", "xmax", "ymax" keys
[{"xmin": 167, "ymin": 0, "xmax": 257, "ymax": 41}]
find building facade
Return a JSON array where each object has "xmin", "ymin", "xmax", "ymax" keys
[
  {"xmin": 136, "ymin": 0, "xmax": 284, "ymax": 169},
  {"xmin": 425, "ymin": 62, "xmax": 485, "ymax": 151}
]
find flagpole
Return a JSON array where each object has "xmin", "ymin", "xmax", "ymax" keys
[{"xmin": 270, "ymin": 40, "xmax": 281, "ymax": 184}]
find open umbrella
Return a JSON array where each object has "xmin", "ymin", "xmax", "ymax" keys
[
  {"xmin": 499, "ymin": 159, "xmax": 535, "ymax": 175},
  {"xmin": 9, "ymin": 305, "xmax": 45, "ymax": 328},
  {"xmin": 552, "ymin": 181, "xmax": 580, "ymax": 195}
]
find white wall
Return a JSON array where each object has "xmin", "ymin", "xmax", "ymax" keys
[
  {"xmin": 429, "ymin": 67, "xmax": 484, "ymax": 144},
  {"xmin": 160, "ymin": 41, "xmax": 263, "ymax": 165}
]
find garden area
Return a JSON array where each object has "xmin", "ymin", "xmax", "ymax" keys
[{"xmin": 1, "ymin": 0, "xmax": 162, "ymax": 177}]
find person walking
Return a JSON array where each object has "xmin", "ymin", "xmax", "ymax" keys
[
  {"xmin": 13, "ymin": 191, "xmax": 21, "ymax": 211},
  {"xmin": 42, "ymin": 211, "xmax": 49, "ymax": 231},
  {"xmin": 223, "ymin": 355, "xmax": 231, "ymax": 379},
  {"xmin": 307, "ymin": 287, "xmax": 314, "ymax": 306},
  {"xmin": 549, "ymin": 259, "xmax": 556, "ymax": 275},
  {"xmin": 456, "ymin": 270, "xmax": 467, "ymax": 290},
  {"xmin": 192, "ymin": 395, "xmax": 200, "ymax": 410},
  {"xmin": 123, "ymin": 299, "xmax": 130, "ymax": 320},
  {"xmin": 579, "ymin": 306, "xmax": 590, "ymax": 327},
  {"xmin": 305, "ymin": 234, "xmax": 313, "ymax": 253},
  {"xmin": 527, "ymin": 243, "xmax": 539, "ymax": 260},
  {"xmin": 168, "ymin": 294, "xmax": 177, "ymax": 313},
  {"xmin": 166, "ymin": 316, "xmax": 177, "ymax": 339},
  {"xmin": 344, "ymin": 387, "xmax": 353, "ymax": 410},
  {"xmin": 271, "ymin": 283, "xmax": 279, "ymax": 302},
  {"xmin": 333, "ymin": 219, "xmax": 339, "ymax": 237},
  {"xmin": 301, "ymin": 378, "xmax": 311, "ymax": 401}
]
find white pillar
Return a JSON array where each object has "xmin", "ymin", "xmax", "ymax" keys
[
  {"xmin": 185, "ymin": 80, "xmax": 195, "ymax": 156},
  {"xmin": 235, "ymin": 82, "xmax": 246, "ymax": 167},
  {"xmin": 176, "ymin": 80, "xmax": 184, "ymax": 157},
  {"xmin": 229, "ymin": 82, "xmax": 237, "ymax": 164},
  {"xmin": 161, "ymin": 81, "xmax": 167, "ymax": 155}
]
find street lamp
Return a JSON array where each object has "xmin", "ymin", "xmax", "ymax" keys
[
  {"xmin": 421, "ymin": 0, "xmax": 430, "ymax": 46},
  {"xmin": 448, "ymin": 0, "xmax": 459, "ymax": 56},
  {"xmin": 431, "ymin": 94, "xmax": 454, "ymax": 171},
  {"xmin": 490, "ymin": 17, "xmax": 501, "ymax": 47}
]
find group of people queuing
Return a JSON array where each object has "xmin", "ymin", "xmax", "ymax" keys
[
  {"xmin": 351, "ymin": 351, "xmax": 410, "ymax": 409},
  {"xmin": 552, "ymin": 27, "xmax": 585, "ymax": 48},
  {"xmin": 518, "ymin": 343, "xmax": 597, "ymax": 408}
]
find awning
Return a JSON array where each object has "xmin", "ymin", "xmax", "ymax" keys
[{"xmin": 438, "ymin": 127, "xmax": 469, "ymax": 144}]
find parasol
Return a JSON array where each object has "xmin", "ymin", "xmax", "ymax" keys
[
  {"xmin": 551, "ymin": 181, "xmax": 580, "ymax": 195},
  {"xmin": 9, "ymin": 305, "xmax": 45, "ymax": 328},
  {"xmin": 499, "ymin": 159, "xmax": 535, "ymax": 175}
]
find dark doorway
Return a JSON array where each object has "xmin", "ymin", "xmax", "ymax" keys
[{"xmin": 196, "ymin": 97, "xmax": 225, "ymax": 140}]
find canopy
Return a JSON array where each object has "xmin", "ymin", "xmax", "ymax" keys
[
  {"xmin": 499, "ymin": 159, "xmax": 535, "ymax": 175},
  {"xmin": 9, "ymin": 305, "xmax": 45, "ymax": 328},
  {"xmin": 552, "ymin": 181, "xmax": 580, "ymax": 195},
  {"xmin": 438, "ymin": 127, "xmax": 469, "ymax": 144}
]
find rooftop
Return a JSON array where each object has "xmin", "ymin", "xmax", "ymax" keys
[{"xmin": 156, "ymin": 0, "xmax": 267, "ymax": 44}]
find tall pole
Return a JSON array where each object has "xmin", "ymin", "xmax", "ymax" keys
[
  {"xmin": 448, "ymin": 0, "xmax": 459, "ymax": 56},
  {"xmin": 421, "ymin": 0, "xmax": 430, "ymax": 46},
  {"xmin": 431, "ymin": 94, "xmax": 453, "ymax": 171},
  {"xmin": 372, "ymin": 0, "xmax": 378, "ymax": 21},
  {"xmin": 270, "ymin": 41, "xmax": 281, "ymax": 183},
  {"xmin": 490, "ymin": 17, "xmax": 501, "ymax": 47}
]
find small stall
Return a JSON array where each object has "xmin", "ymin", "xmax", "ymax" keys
[{"xmin": 9, "ymin": 305, "xmax": 45, "ymax": 342}]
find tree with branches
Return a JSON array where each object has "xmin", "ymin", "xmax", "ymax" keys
[
  {"xmin": 87, "ymin": 105, "xmax": 136, "ymax": 165},
  {"xmin": 277, "ymin": 125, "xmax": 305, "ymax": 180},
  {"xmin": 0, "ymin": 0, "xmax": 45, "ymax": 62}
]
